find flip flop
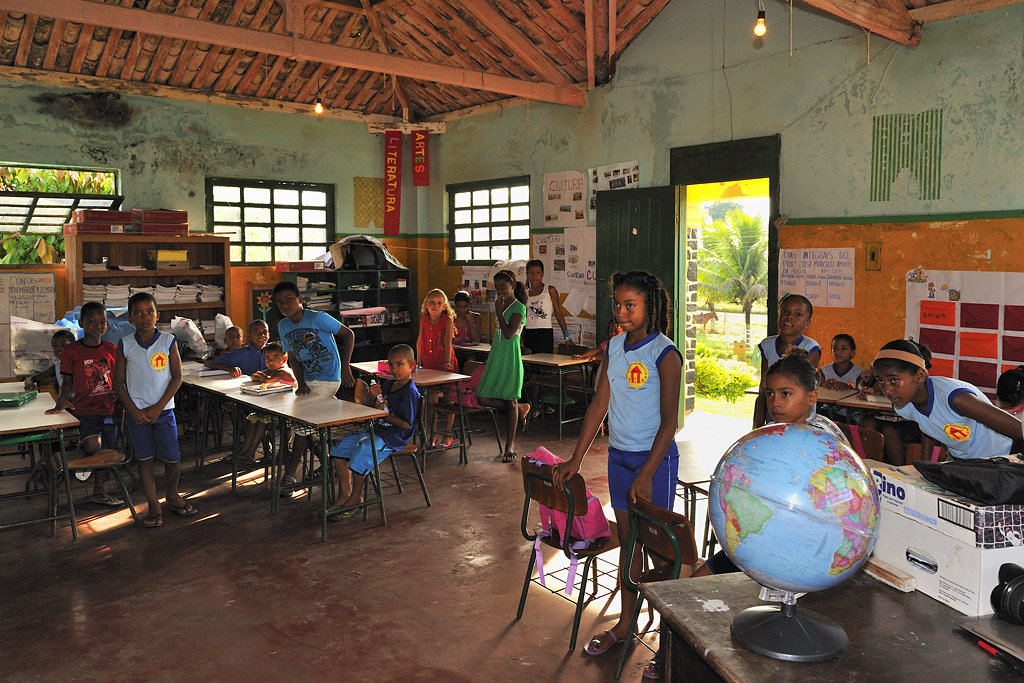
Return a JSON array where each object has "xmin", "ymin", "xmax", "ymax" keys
[
  {"xmin": 170, "ymin": 503, "xmax": 199, "ymax": 517},
  {"xmin": 583, "ymin": 630, "xmax": 622, "ymax": 656},
  {"xmin": 327, "ymin": 508, "xmax": 359, "ymax": 522},
  {"xmin": 643, "ymin": 659, "xmax": 660, "ymax": 680},
  {"xmin": 142, "ymin": 514, "xmax": 163, "ymax": 528},
  {"xmin": 90, "ymin": 492, "xmax": 124, "ymax": 507},
  {"xmin": 501, "ymin": 452, "xmax": 516, "ymax": 463}
]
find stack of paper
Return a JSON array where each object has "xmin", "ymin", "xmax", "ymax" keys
[
  {"xmin": 155, "ymin": 285, "xmax": 177, "ymax": 306},
  {"xmin": 306, "ymin": 294, "xmax": 333, "ymax": 311},
  {"xmin": 130, "ymin": 285, "xmax": 155, "ymax": 298},
  {"xmin": 198, "ymin": 284, "xmax": 224, "ymax": 302},
  {"xmin": 176, "ymin": 284, "xmax": 201, "ymax": 304},
  {"xmin": 83, "ymin": 284, "xmax": 106, "ymax": 303},
  {"xmin": 105, "ymin": 284, "xmax": 131, "ymax": 308},
  {"xmin": 120, "ymin": 265, "xmax": 146, "ymax": 271},
  {"xmin": 83, "ymin": 261, "xmax": 108, "ymax": 271}
]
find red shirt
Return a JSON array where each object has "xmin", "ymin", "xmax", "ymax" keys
[{"xmin": 60, "ymin": 340, "xmax": 118, "ymax": 416}]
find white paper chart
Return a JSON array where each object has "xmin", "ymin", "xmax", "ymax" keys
[{"xmin": 778, "ymin": 248, "xmax": 855, "ymax": 308}]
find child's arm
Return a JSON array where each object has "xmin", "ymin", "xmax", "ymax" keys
[
  {"xmin": 553, "ymin": 355, "xmax": 611, "ymax": 488},
  {"xmin": 808, "ymin": 347, "xmax": 822, "ymax": 368},
  {"xmin": 256, "ymin": 367, "xmax": 295, "ymax": 383},
  {"xmin": 139, "ymin": 343, "xmax": 183, "ymax": 423},
  {"xmin": 441, "ymin": 315, "xmax": 455, "ymax": 370},
  {"xmin": 208, "ymin": 354, "xmax": 242, "ymax": 377},
  {"xmin": 45, "ymin": 371, "xmax": 75, "ymax": 414},
  {"xmin": 952, "ymin": 391, "xmax": 1024, "ymax": 444},
  {"xmin": 573, "ymin": 347, "xmax": 602, "ymax": 361},
  {"xmin": 335, "ymin": 324, "xmax": 355, "ymax": 387},
  {"xmin": 628, "ymin": 350, "xmax": 682, "ymax": 505},
  {"xmin": 288, "ymin": 352, "xmax": 310, "ymax": 395},
  {"xmin": 494, "ymin": 298, "xmax": 523, "ymax": 340},
  {"xmin": 113, "ymin": 343, "xmax": 145, "ymax": 425},
  {"xmin": 25, "ymin": 364, "xmax": 56, "ymax": 390},
  {"xmin": 468, "ymin": 311, "xmax": 481, "ymax": 343},
  {"xmin": 548, "ymin": 285, "xmax": 571, "ymax": 342}
]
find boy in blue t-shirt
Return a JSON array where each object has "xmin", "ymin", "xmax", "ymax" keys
[
  {"xmin": 273, "ymin": 281, "xmax": 355, "ymax": 491},
  {"xmin": 328, "ymin": 344, "xmax": 419, "ymax": 519},
  {"xmin": 113, "ymin": 292, "xmax": 197, "ymax": 528},
  {"xmin": 207, "ymin": 320, "xmax": 269, "ymax": 376}
]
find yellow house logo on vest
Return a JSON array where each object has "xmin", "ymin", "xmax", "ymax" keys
[
  {"xmin": 626, "ymin": 362, "xmax": 648, "ymax": 388},
  {"xmin": 943, "ymin": 423, "xmax": 970, "ymax": 442},
  {"xmin": 150, "ymin": 351, "xmax": 169, "ymax": 371}
]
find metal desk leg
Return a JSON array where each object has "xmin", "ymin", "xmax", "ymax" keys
[
  {"xmin": 320, "ymin": 426, "xmax": 330, "ymax": 542},
  {"xmin": 193, "ymin": 388, "xmax": 203, "ymax": 473},
  {"xmin": 57, "ymin": 428, "xmax": 77, "ymax": 542},
  {"xmin": 368, "ymin": 421, "xmax": 386, "ymax": 526},
  {"xmin": 557, "ymin": 368, "xmax": 565, "ymax": 441},
  {"xmin": 456, "ymin": 382, "xmax": 468, "ymax": 465}
]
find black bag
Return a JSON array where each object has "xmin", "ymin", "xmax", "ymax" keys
[{"xmin": 914, "ymin": 457, "xmax": 1024, "ymax": 505}]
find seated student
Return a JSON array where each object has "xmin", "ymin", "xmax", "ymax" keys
[
  {"xmin": 205, "ymin": 326, "xmax": 244, "ymax": 365},
  {"xmin": 45, "ymin": 302, "xmax": 122, "ymax": 506},
  {"xmin": 327, "ymin": 344, "xmax": 420, "ymax": 519},
  {"xmin": 235, "ymin": 342, "xmax": 297, "ymax": 466},
  {"xmin": 573, "ymin": 319, "xmax": 623, "ymax": 364},
  {"xmin": 753, "ymin": 294, "xmax": 821, "ymax": 428},
  {"xmin": 25, "ymin": 329, "xmax": 76, "ymax": 393},
  {"xmin": 996, "ymin": 365, "xmax": 1024, "ymax": 416},
  {"xmin": 819, "ymin": 333, "xmax": 863, "ymax": 390},
  {"xmin": 697, "ymin": 349, "xmax": 848, "ymax": 577},
  {"xmin": 452, "ymin": 290, "xmax": 481, "ymax": 346},
  {"xmin": 208, "ymin": 320, "xmax": 270, "ymax": 376},
  {"xmin": 871, "ymin": 339, "xmax": 1021, "ymax": 461}
]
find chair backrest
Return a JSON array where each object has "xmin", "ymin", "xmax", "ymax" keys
[
  {"xmin": 630, "ymin": 497, "xmax": 698, "ymax": 567},
  {"xmin": 906, "ymin": 442, "xmax": 948, "ymax": 464},
  {"xmin": 838, "ymin": 424, "xmax": 885, "ymax": 461},
  {"xmin": 354, "ymin": 378, "xmax": 374, "ymax": 407},
  {"xmin": 519, "ymin": 458, "xmax": 590, "ymax": 551}
]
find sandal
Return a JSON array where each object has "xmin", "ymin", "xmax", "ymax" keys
[
  {"xmin": 327, "ymin": 508, "xmax": 359, "ymax": 522},
  {"xmin": 90, "ymin": 492, "xmax": 124, "ymax": 507},
  {"xmin": 643, "ymin": 658, "xmax": 660, "ymax": 679},
  {"xmin": 583, "ymin": 629, "xmax": 622, "ymax": 656},
  {"xmin": 280, "ymin": 475, "xmax": 298, "ymax": 498},
  {"xmin": 501, "ymin": 451, "xmax": 516, "ymax": 463},
  {"xmin": 436, "ymin": 437, "xmax": 454, "ymax": 448},
  {"xmin": 142, "ymin": 514, "xmax": 163, "ymax": 528},
  {"xmin": 170, "ymin": 503, "xmax": 199, "ymax": 517}
]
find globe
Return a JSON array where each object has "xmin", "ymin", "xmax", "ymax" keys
[{"xmin": 708, "ymin": 422, "xmax": 881, "ymax": 661}]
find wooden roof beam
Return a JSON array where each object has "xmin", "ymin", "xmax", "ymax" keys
[
  {"xmin": 909, "ymin": 0, "xmax": 1024, "ymax": 23},
  {"xmin": 797, "ymin": 0, "xmax": 921, "ymax": 46},
  {"xmin": 456, "ymin": 0, "xmax": 574, "ymax": 87},
  {"xmin": 5, "ymin": 0, "xmax": 585, "ymax": 106},
  {"xmin": 360, "ymin": 0, "xmax": 410, "ymax": 120}
]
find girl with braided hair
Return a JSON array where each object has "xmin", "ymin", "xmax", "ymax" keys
[{"xmin": 553, "ymin": 270, "xmax": 682, "ymax": 661}]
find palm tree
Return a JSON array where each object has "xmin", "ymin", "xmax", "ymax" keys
[{"xmin": 696, "ymin": 209, "xmax": 769, "ymax": 346}]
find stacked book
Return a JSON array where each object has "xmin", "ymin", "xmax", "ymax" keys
[
  {"xmin": 105, "ymin": 284, "xmax": 131, "ymax": 308},
  {"xmin": 130, "ymin": 285, "xmax": 155, "ymax": 298},
  {"xmin": 305, "ymin": 294, "xmax": 333, "ymax": 311},
  {"xmin": 198, "ymin": 284, "xmax": 224, "ymax": 302},
  {"xmin": 155, "ymin": 285, "xmax": 177, "ymax": 307},
  {"xmin": 83, "ymin": 284, "xmax": 106, "ymax": 303},
  {"xmin": 176, "ymin": 284, "xmax": 201, "ymax": 304},
  {"xmin": 83, "ymin": 261, "xmax": 108, "ymax": 271}
]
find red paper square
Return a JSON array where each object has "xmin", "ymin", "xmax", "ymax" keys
[
  {"xmin": 959, "ymin": 331, "xmax": 999, "ymax": 359},
  {"xmin": 929, "ymin": 357, "xmax": 955, "ymax": 378},
  {"xmin": 919, "ymin": 300, "xmax": 956, "ymax": 327},
  {"xmin": 918, "ymin": 327, "xmax": 956, "ymax": 356},
  {"xmin": 961, "ymin": 303, "xmax": 1000, "ymax": 330},
  {"xmin": 1003, "ymin": 336, "xmax": 1024, "ymax": 363},
  {"xmin": 958, "ymin": 360, "xmax": 998, "ymax": 388},
  {"xmin": 1005, "ymin": 306, "xmax": 1024, "ymax": 332}
]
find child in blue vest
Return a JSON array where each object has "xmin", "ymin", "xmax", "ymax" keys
[
  {"xmin": 113, "ymin": 292, "xmax": 196, "ymax": 528},
  {"xmin": 872, "ymin": 339, "xmax": 1020, "ymax": 460},
  {"xmin": 553, "ymin": 271, "xmax": 681, "ymax": 667},
  {"xmin": 753, "ymin": 293, "xmax": 821, "ymax": 428}
]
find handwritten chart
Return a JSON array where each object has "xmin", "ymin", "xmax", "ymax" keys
[{"xmin": 779, "ymin": 248, "xmax": 855, "ymax": 308}]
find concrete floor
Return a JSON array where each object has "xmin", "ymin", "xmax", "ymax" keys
[{"xmin": 1, "ymin": 409, "xmax": 748, "ymax": 682}]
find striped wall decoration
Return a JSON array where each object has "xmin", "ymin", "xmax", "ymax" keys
[{"xmin": 870, "ymin": 109, "xmax": 943, "ymax": 201}]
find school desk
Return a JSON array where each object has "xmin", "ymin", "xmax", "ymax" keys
[
  {"xmin": 454, "ymin": 341, "xmax": 491, "ymax": 360},
  {"xmin": 641, "ymin": 572, "xmax": 1022, "ymax": 682},
  {"xmin": 350, "ymin": 362, "xmax": 472, "ymax": 465},
  {"xmin": 521, "ymin": 353, "xmax": 591, "ymax": 440},
  {"xmin": 0, "ymin": 387, "xmax": 81, "ymax": 540}
]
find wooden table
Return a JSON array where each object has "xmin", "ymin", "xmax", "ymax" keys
[
  {"xmin": 350, "ymin": 362, "xmax": 472, "ymax": 464},
  {"xmin": 0, "ymin": 390, "xmax": 81, "ymax": 540},
  {"xmin": 454, "ymin": 341, "xmax": 491, "ymax": 361},
  {"xmin": 641, "ymin": 572, "xmax": 1022, "ymax": 682},
  {"xmin": 521, "ymin": 353, "xmax": 591, "ymax": 440}
]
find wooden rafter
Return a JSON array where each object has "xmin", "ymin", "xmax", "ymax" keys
[
  {"xmin": 797, "ymin": 0, "xmax": 921, "ymax": 46},
  {"xmin": 361, "ymin": 0, "xmax": 410, "ymax": 120},
  {"xmin": 909, "ymin": 0, "xmax": 1024, "ymax": 23},
  {"xmin": 4, "ymin": 0, "xmax": 585, "ymax": 106}
]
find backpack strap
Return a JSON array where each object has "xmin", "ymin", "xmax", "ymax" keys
[{"xmin": 930, "ymin": 446, "xmax": 942, "ymax": 462}]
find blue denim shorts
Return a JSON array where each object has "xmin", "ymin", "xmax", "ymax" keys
[
  {"xmin": 126, "ymin": 409, "xmax": 180, "ymax": 463},
  {"xmin": 329, "ymin": 432, "xmax": 394, "ymax": 476},
  {"xmin": 607, "ymin": 442, "xmax": 678, "ymax": 511},
  {"xmin": 76, "ymin": 414, "xmax": 118, "ymax": 450}
]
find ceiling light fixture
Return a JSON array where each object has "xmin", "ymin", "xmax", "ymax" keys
[
  {"xmin": 314, "ymin": 96, "xmax": 323, "ymax": 115},
  {"xmin": 754, "ymin": 0, "xmax": 767, "ymax": 37}
]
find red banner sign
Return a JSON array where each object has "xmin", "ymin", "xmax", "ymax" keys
[
  {"xmin": 383, "ymin": 130, "xmax": 402, "ymax": 235},
  {"xmin": 412, "ymin": 129, "xmax": 429, "ymax": 186}
]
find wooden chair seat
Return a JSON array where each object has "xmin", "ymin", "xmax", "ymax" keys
[{"xmin": 66, "ymin": 449, "xmax": 128, "ymax": 470}]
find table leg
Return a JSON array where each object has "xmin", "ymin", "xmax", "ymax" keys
[
  {"xmin": 320, "ymin": 426, "xmax": 330, "ymax": 542},
  {"xmin": 193, "ymin": 388, "xmax": 202, "ymax": 473},
  {"xmin": 456, "ymin": 382, "xmax": 468, "ymax": 465},
  {"xmin": 558, "ymin": 368, "xmax": 564, "ymax": 441},
  {"xmin": 57, "ymin": 428, "xmax": 77, "ymax": 542},
  {"xmin": 368, "ymin": 421, "xmax": 386, "ymax": 526}
]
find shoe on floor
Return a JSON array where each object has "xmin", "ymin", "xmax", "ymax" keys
[
  {"xmin": 90, "ymin": 492, "xmax": 124, "ymax": 507},
  {"xmin": 583, "ymin": 630, "xmax": 622, "ymax": 656},
  {"xmin": 544, "ymin": 405, "xmax": 556, "ymax": 414}
]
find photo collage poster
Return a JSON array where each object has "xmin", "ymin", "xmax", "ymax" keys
[
  {"xmin": 542, "ymin": 170, "xmax": 586, "ymax": 228},
  {"xmin": 587, "ymin": 160, "xmax": 640, "ymax": 224}
]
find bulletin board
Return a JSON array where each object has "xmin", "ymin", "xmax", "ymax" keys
[
  {"xmin": 532, "ymin": 229, "xmax": 597, "ymax": 347},
  {"xmin": 0, "ymin": 272, "xmax": 57, "ymax": 378},
  {"xmin": 904, "ymin": 268, "xmax": 1024, "ymax": 395}
]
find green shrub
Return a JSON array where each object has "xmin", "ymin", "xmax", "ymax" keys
[
  {"xmin": 695, "ymin": 356, "xmax": 758, "ymax": 402},
  {"xmin": 695, "ymin": 341, "xmax": 715, "ymax": 358}
]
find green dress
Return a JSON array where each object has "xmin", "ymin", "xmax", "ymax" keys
[{"xmin": 477, "ymin": 299, "xmax": 526, "ymax": 400}]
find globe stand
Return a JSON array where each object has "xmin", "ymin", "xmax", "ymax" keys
[{"xmin": 730, "ymin": 590, "xmax": 847, "ymax": 662}]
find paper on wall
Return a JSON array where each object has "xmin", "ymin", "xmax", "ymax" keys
[
  {"xmin": 543, "ymin": 170, "xmax": 586, "ymax": 228},
  {"xmin": 587, "ymin": 160, "xmax": 640, "ymax": 224},
  {"xmin": 562, "ymin": 288, "xmax": 587, "ymax": 317},
  {"xmin": 778, "ymin": 248, "xmax": 855, "ymax": 308}
]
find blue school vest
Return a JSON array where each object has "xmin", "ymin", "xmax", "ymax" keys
[
  {"xmin": 119, "ymin": 331, "xmax": 176, "ymax": 410},
  {"xmin": 607, "ymin": 332, "xmax": 680, "ymax": 452},
  {"xmin": 759, "ymin": 335, "xmax": 820, "ymax": 369}
]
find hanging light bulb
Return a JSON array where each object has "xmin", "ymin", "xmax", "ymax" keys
[
  {"xmin": 314, "ymin": 96, "xmax": 324, "ymax": 115},
  {"xmin": 754, "ymin": 1, "xmax": 767, "ymax": 37}
]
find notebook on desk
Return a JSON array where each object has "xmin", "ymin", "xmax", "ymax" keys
[
  {"xmin": 0, "ymin": 391, "xmax": 37, "ymax": 408},
  {"xmin": 240, "ymin": 382, "xmax": 294, "ymax": 396},
  {"xmin": 957, "ymin": 615, "xmax": 1024, "ymax": 668}
]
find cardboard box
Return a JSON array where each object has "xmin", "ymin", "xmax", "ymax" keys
[
  {"xmin": 63, "ymin": 222, "xmax": 129, "ymax": 235},
  {"xmin": 72, "ymin": 210, "xmax": 132, "ymax": 223},
  {"xmin": 139, "ymin": 223, "xmax": 187, "ymax": 236},
  {"xmin": 275, "ymin": 261, "xmax": 326, "ymax": 272},
  {"xmin": 867, "ymin": 460, "xmax": 1024, "ymax": 616},
  {"xmin": 132, "ymin": 209, "xmax": 188, "ymax": 224}
]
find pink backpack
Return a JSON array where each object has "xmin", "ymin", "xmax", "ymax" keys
[
  {"xmin": 527, "ymin": 446, "xmax": 611, "ymax": 596},
  {"xmin": 446, "ymin": 364, "xmax": 485, "ymax": 409}
]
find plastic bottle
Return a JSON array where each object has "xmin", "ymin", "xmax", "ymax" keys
[{"xmin": 370, "ymin": 379, "xmax": 388, "ymax": 413}]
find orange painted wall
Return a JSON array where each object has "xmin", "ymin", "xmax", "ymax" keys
[
  {"xmin": 779, "ymin": 217, "xmax": 1023, "ymax": 364},
  {"xmin": 228, "ymin": 265, "xmax": 278, "ymax": 327}
]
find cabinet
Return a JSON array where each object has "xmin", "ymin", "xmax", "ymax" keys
[
  {"xmin": 281, "ymin": 266, "xmax": 414, "ymax": 362},
  {"xmin": 64, "ymin": 234, "xmax": 231, "ymax": 337}
]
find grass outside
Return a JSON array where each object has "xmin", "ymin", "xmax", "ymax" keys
[{"xmin": 694, "ymin": 392, "xmax": 756, "ymax": 420}]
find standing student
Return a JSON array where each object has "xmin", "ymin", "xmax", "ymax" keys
[
  {"xmin": 475, "ymin": 269, "xmax": 530, "ymax": 463},
  {"xmin": 552, "ymin": 271, "xmax": 682, "ymax": 661},
  {"xmin": 46, "ymin": 302, "xmax": 122, "ymax": 506},
  {"xmin": 753, "ymin": 294, "xmax": 821, "ymax": 428},
  {"xmin": 523, "ymin": 259, "xmax": 571, "ymax": 417},
  {"xmin": 416, "ymin": 288, "xmax": 458, "ymax": 447},
  {"xmin": 452, "ymin": 290, "xmax": 481, "ymax": 346},
  {"xmin": 273, "ymin": 281, "xmax": 355, "ymax": 492},
  {"xmin": 872, "ymin": 339, "xmax": 1020, "ymax": 460},
  {"xmin": 113, "ymin": 292, "xmax": 195, "ymax": 528}
]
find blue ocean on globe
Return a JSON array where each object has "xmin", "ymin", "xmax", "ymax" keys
[{"xmin": 708, "ymin": 423, "xmax": 880, "ymax": 594}]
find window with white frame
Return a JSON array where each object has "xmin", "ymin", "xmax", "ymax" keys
[
  {"xmin": 447, "ymin": 176, "xmax": 531, "ymax": 265},
  {"xmin": 206, "ymin": 178, "xmax": 335, "ymax": 265}
]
